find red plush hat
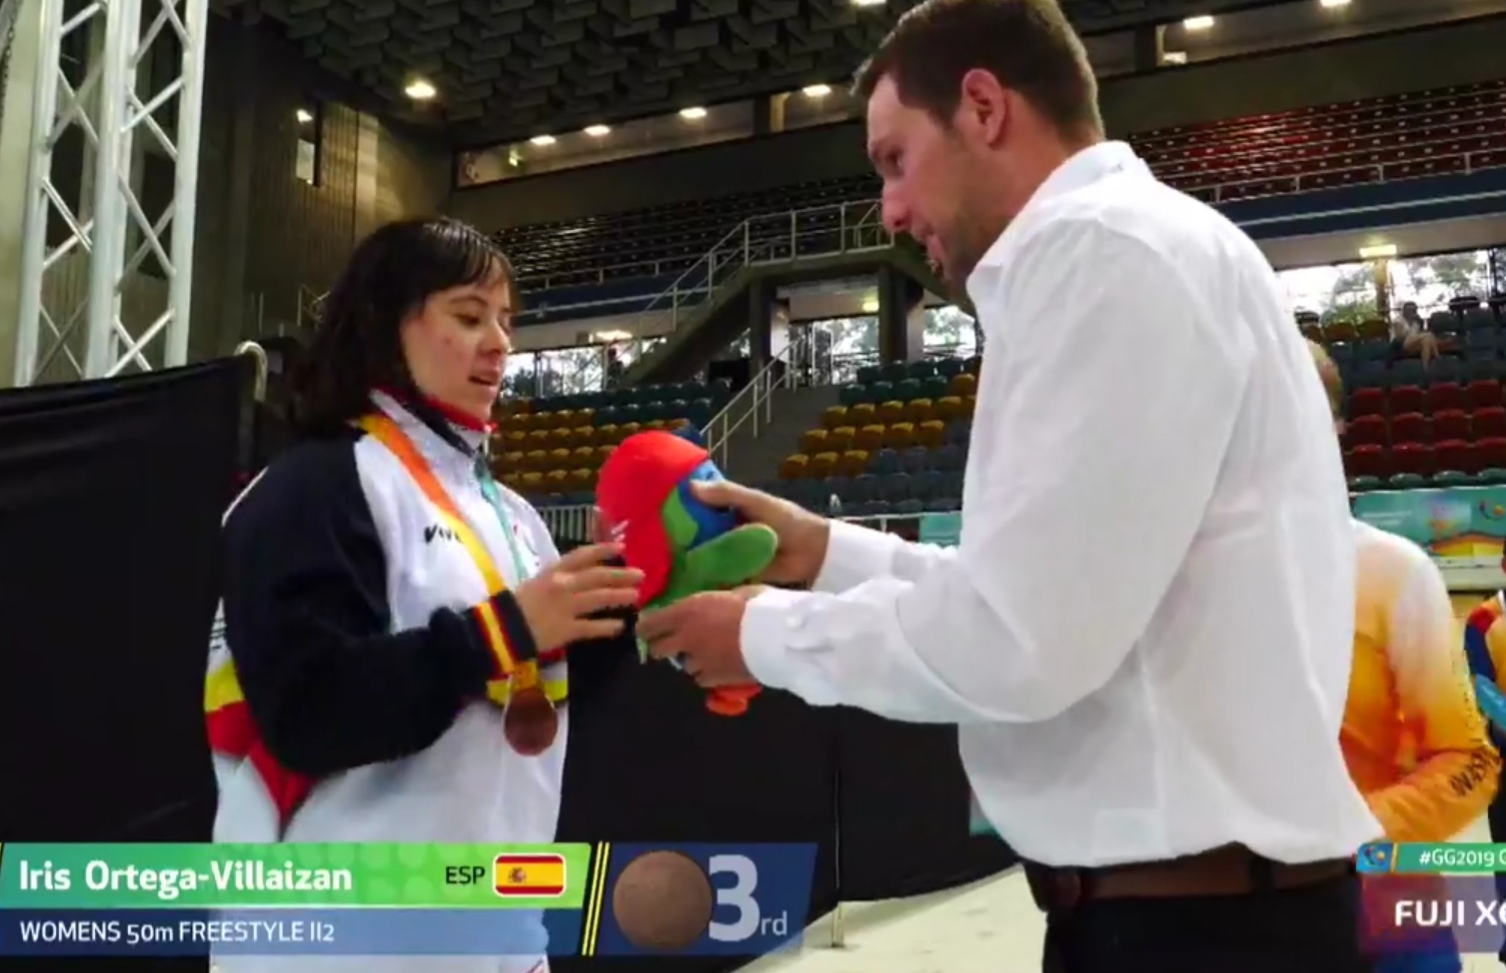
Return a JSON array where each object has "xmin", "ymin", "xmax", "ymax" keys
[{"xmin": 596, "ymin": 430, "xmax": 710, "ymax": 606}]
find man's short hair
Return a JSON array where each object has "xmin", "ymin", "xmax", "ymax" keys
[
  {"xmin": 853, "ymin": 0, "xmax": 1102, "ymax": 139},
  {"xmin": 1307, "ymin": 339, "xmax": 1343, "ymax": 420}
]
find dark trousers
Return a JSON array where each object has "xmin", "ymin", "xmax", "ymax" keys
[{"xmin": 1041, "ymin": 872, "xmax": 1373, "ymax": 973}]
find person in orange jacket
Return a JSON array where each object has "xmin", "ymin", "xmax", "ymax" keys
[
  {"xmin": 1311, "ymin": 340, "xmax": 1500, "ymax": 973},
  {"xmin": 1462, "ymin": 549, "xmax": 1506, "ymax": 968}
]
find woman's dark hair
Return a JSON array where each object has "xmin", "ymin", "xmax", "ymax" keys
[{"xmin": 292, "ymin": 216, "xmax": 516, "ymax": 435}]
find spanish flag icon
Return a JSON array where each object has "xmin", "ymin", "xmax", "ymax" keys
[{"xmin": 494, "ymin": 853, "xmax": 567, "ymax": 897}]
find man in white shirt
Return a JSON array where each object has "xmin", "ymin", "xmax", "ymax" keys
[{"xmin": 638, "ymin": 0, "xmax": 1380, "ymax": 969}]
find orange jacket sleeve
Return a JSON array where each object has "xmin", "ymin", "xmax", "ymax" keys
[{"xmin": 1367, "ymin": 553, "xmax": 1499, "ymax": 842}]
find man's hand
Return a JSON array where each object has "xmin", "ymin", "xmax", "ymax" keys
[
  {"xmin": 690, "ymin": 480, "xmax": 830, "ymax": 588},
  {"xmin": 638, "ymin": 587, "xmax": 765, "ymax": 687}
]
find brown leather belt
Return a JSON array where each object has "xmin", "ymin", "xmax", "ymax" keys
[{"xmin": 1023, "ymin": 843, "xmax": 1353, "ymax": 913}]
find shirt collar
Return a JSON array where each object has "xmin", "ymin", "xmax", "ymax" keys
[
  {"xmin": 965, "ymin": 141, "xmax": 1146, "ymax": 307},
  {"xmin": 370, "ymin": 389, "xmax": 490, "ymax": 469}
]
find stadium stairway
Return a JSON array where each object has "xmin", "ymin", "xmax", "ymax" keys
[
  {"xmin": 620, "ymin": 207, "xmax": 949, "ymax": 388},
  {"xmin": 717, "ymin": 384, "xmax": 842, "ymax": 486}
]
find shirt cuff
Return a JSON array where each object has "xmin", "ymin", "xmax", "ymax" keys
[
  {"xmin": 811, "ymin": 519, "xmax": 899, "ymax": 594},
  {"xmin": 740, "ymin": 587, "xmax": 820, "ymax": 698}
]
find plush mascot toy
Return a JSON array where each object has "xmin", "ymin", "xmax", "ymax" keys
[{"xmin": 596, "ymin": 428, "xmax": 777, "ymax": 715}]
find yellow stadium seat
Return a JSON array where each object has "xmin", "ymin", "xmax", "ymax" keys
[
  {"xmin": 826, "ymin": 426, "xmax": 855, "ymax": 452},
  {"xmin": 547, "ymin": 428, "xmax": 574, "ymax": 449},
  {"xmin": 565, "ymin": 426, "xmax": 592, "ymax": 448},
  {"xmin": 524, "ymin": 449, "xmax": 550, "ymax": 472},
  {"xmin": 780, "ymin": 454, "xmax": 810, "ymax": 480},
  {"xmin": 526, "ymin": 429, "xmax": 551, "ymax": 451},
  {"xmin": 566, "ymin": 469, "xmax": 593, "ymax": 490},
  {"xmin": 618, "ymin": 422, "xmax": 642, "ymax": 438},
  {"xmin": 808, "ymin": 452, "xmax": 838, "ymax": 478},
  {"xmin": 848, "ymin": 402, "xmax": 877, "ymax": 426},
  {"xmin": 935, "ymin": 395, "xmax": 965, "ymax": 421},
  {"xmin": 570, "ymin": 446, "xmax": 597, "ymax": 469},
  {"xmin": 838, "ymin": 450, "xmax": 869, "ymax": 477},
  {"xmin": 544, "ymin": 470, "xmax": 570, "ymax": 491},
  {"xmin": 907, "ymin": 398, "xmax": 935, "ymax": 424},
  {"xmin": 665, "ymin": 417, "xmax": 690, "ymax": 431},
  {"xmin": 503, "ymin": 430, "xmax": 527, "ymax": 451},
  {"xmin": 821, "ymin": 405, "xmax": 849, "ymax": 431},
  {"xmin": 799, "ymin": 429, "xmax": 828, "ymax": 454},
  {"xmin": 948, "ymin": 373, "xmax": 977, "ymax": 397},
  {"xmin": 547, "ymin": 448, "xmax": 573, "ymax": 471},
  {"xmin": 500, "ymin": 473, "xmax": 524, "ymax": 492},
  {"xmin": 962, "ymin": 394, "xmax": 977, "ymax": 417},
  {"xmin": 917, "ymin": 419, "xmax": 946, "ymax": 449},
  {"xmin": 502, "ymin": 451, "xmax": 526, "ymax": 473},
  {"xmin": 573, "ymin": 407, "xmax": 595, "ymax": 426},
  {"xmin": 855, "ymin": 424, "xmax": 886, "ymax": 452},
  {"xmin": 594, "ymin": 423, "xmax": 620, "ymax": 445},
  {"xmin": 644, "ymin": 419, "xmax": 665, "ymax": 430},
  {"xmin": 884, "ymin": 422, "xmax": 915, "ymax": 450},
  {"xmin": 520, "ymin": 471, "xmax": 544, "ymax": 493},
  {"xmin": 877, "ymin": 400, "xmax": 907, "ymax": 425},
  {"xmin": 593, "ymin": 445, "xmax": 615, "ymax": 466}
]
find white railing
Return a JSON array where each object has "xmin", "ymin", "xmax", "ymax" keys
[
  {"xmin": 539, "ymin": 505, "xmax": 936, "ymax": 542},
  {"xmin": 700, "ymin": 328, "xmax": 815, "ymax": 470},
  {"xmin": 294, "ymin": 284, "xmax": 324, "ymax": 332}
]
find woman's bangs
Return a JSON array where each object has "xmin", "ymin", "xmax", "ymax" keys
[{"xmin": 418, "ymin": 221, "xmax": 512, "ymax": 296}]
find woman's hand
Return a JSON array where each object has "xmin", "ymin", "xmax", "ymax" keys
[{"xmin": 513, "ymin": 543, "xmax": 642, "ymax": 652}]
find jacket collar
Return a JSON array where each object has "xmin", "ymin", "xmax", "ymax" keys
[
  {"xmin": 965, "ymin": 141, "xmax": 1147, "ymax": 308},
  {"xmin": 370, "ymin": 389, "xmax": 490, "ymax": 473}
]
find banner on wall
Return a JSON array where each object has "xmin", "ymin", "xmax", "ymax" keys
[
  {"xmin": 1351, "ymin": 486, "xmax": 1506, "ymax": 558},
  {"xmin": 919, "ymin": 512, "xmax": 962, "ymax": 547},
  {"xmin": 1351, "ymin": 486, "xmax": 1506, "ymax": 590}
]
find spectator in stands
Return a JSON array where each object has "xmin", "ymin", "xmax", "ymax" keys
[
  {"xmin": 205, "ymin": 216, "xmax": 641, "ymax": 973},
  {"xmin": 1310, "ymin": 340, "xmax": 1497, "ymax": 973},
  {"xmin": 604, "ymin": 344, "xmax": 625, "ymax": 388},
  {"xmin": 637, "ymin": 1, "xmax": 1380, "ymax": 970},
  {"xmin": 1393, "ymin": 300, "xmax": 1441, "ymax": 364}
]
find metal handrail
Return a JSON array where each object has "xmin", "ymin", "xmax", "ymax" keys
[
  {"xmin": 539, "ymin": 504, "xmax": 941, "ymax": 541},
  {"xmin": 701, "ymin": 327, "xmax": 815, "ymax": 470}
]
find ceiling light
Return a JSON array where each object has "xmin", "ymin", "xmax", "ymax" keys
[
  {"xmin": 295, "ymin": 108, "xmax": 313, "ymax": 123},
  {"xmin": 1183, "ymin": 14, "xmax": 1214, "ymax": 30},
  {"xmin": 679, "ymin": 106, "xmax": 707, "ymax": 120},
  {"xmin": 529, "ymin": 134, "xmax": 556, "ymax": 146},
  {"xmin": 860, "ymin": 296, "xmax": 879, "ymax": 313},
  {"xmin": 1162, "ymin": 51, "xmax": 1188, "ymax": 64},
  {"xmin": 852, "ymin": 0, "xmax": 885, "ymax": 6},
  {"xmin": 584, "ymin": 124, "xmax": 610, "ymax": 137},
  {"xmin": 595, "ymin": 329, "xmax": 632, "ymax": 342},
  {"xmin": 1319, "ymin": 0, "xmax": 1350, "ymax": 6},
  {"xmin": 404, "ymin": 79, "xmax": 437, "ymax": 100},
  {"xmin": 803, "ymin": 84, "xmax": 832, "ymax": 97},
  {"xmin": 1359, "ymin": 243, "xmax": 1397, "ymax": 259}
]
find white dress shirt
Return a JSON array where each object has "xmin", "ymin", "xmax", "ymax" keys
[{"xmin": 740, "ymin": 141, "xmax": 1382, "ymax": 868}]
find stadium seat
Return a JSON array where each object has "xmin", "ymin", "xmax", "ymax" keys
[
  {"xmin": 1474, "ymin": 407, "xmax": 1506, "ymax": 439},
  {"xmin": 1427, "ymin": 382, "xmax": 1466, "ymax": 413},
  {"xmin": 1347, "ymin": 387, "xmax": 1385, "ymax": 419},
  {"xmin": 1479, "ymin": 438, "xmax": 1506, "ymax": 470},
  {"xmin": 1346, "ymin": 415, "xmax": 1387, "ymax": 447},
  {"xmin": 1345, "ymin": 445, "xmax": 1390, "ymax": 479},
  {"xmin": 1389, "ymin": 412, "xmax": 1429, "ymax": 444},
  {"xmin": 1391, "ymin": 442, "xmax": 1434, "ymax": 477},
  {"xmin": 1432, "ymin": 409, "xmax": 1470, "ymax": 441},
  {"xmin": 1388, "ymin": 385, "xmax": 1425, "ymax": 415},
  {"xmin": 1467, "ymin": 380, "xmax": 1502, "ymax": 409}
]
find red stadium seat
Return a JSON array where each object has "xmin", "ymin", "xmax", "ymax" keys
[
  {"xmin": 1431, "ymin": 409, "xmax": 1470, "ymax": 441},
  {"xmin": 1467, "ymin": 380, "xmax": 1502, "ymax": 410},
  {"xmin": 1480, "ymin": 438, "xmax": 1506, "ymax": 470},
  {"xmin": 1426, "ymin": 382, "xmax": 1466, "ymax": 413},
  {"xmin": 1388, "ymin": 385, "xmax": 1426, "ymax": 416},
  {"xmin": 1388, "ymin": 412, "xmax": 1430, "ymax": 444},
  {"xmin": 1345, "ymin": 415, "xmax": 1387, "ymax": 447},
  {"xmin": 1391, "ymin": 442, "xmax": 1435, "ymax": 477},
  {"xmin": 1473, "ymin": 406, "xmax": 1506, "ymax": 439},
  {"xmin": 1345, "ymin": 444, "xmax": 1391, "ymax": 479},
  {"xmin": 1435, "ymin": 439, "xmax": 1479, "ymax": 474},
  {"xmin": 1347, "ymin": 387, "xmax": 1386, "ymax": 420}
]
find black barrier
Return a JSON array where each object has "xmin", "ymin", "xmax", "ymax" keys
[{"xmin": 0, "ymin": 370, "xmax": 1014, "ymax": 973}]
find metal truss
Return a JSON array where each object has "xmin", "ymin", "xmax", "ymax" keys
[{"xmin": 10, "ymin": 0, "xmax": 208, "ymax": 386}]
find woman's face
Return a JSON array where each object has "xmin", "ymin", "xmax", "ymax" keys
[{"xmin": 399, "ymin": 270, "xmax": 513, "ymax": 423}]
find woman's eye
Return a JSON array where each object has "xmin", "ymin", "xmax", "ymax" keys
[{"xmin": 458, "ymin": 315, "xmax": 482, "ymax": 327}]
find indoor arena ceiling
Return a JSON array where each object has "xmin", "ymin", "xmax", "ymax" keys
[{"xmin": 210, "ymin": 0, "xmax": 1308, "ymax": 145}]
